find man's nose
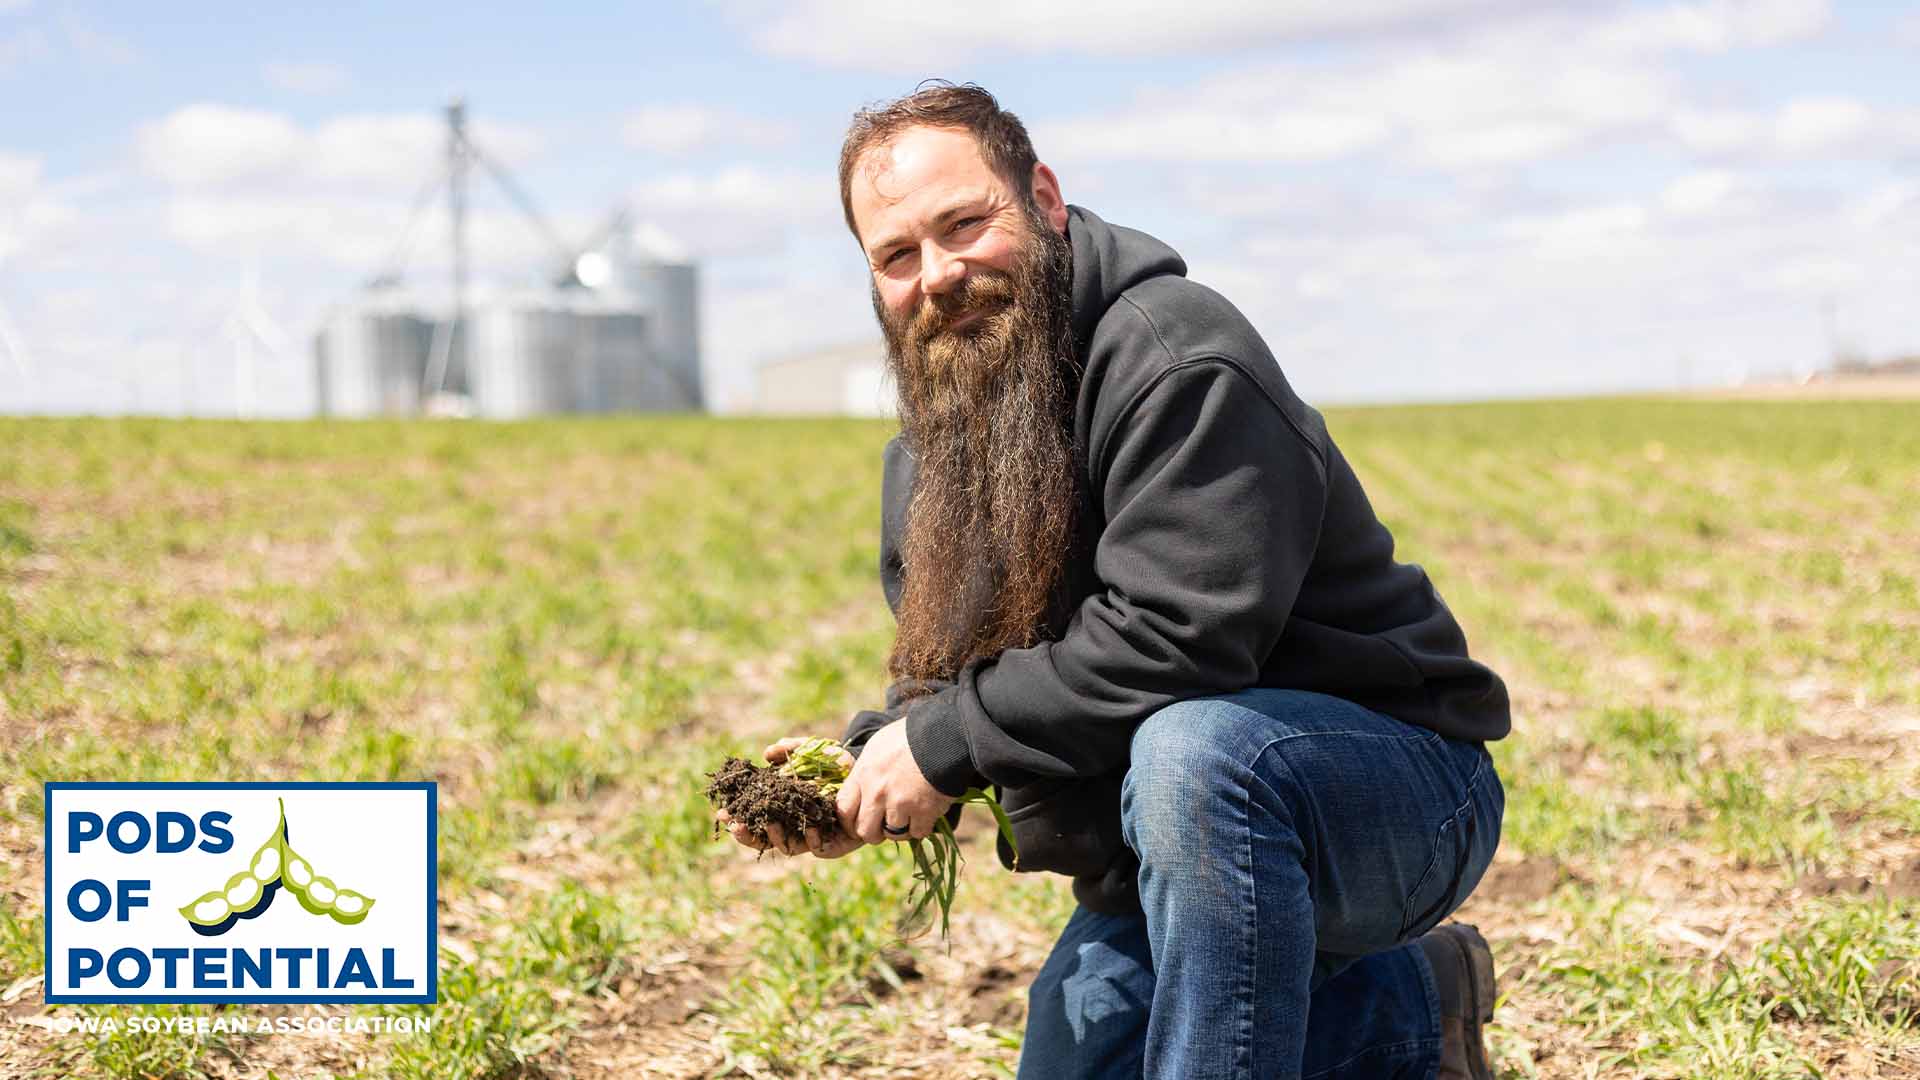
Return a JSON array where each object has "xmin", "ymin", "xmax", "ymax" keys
[{"xmin": 919, "ymin": 244, "xmax": 965, "ymax": 295}]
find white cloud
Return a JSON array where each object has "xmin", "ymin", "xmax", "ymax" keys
[
  {"xmin": 1354, "ymin": 54, "xmax": 1669, "ymax": 167},
  {"xmin": 1028, "ymin": 2, "xmax": 1833, "ymax": 174},
  {"xmin": 138, "ymin": 105, "xmax": 305, "ymax": 186},
  {"xmin": 1044, "ymin": 50, "xmax": 1668, "ymax": 171},
  {"xmin": 1768, "ymin": 254, "xmax": 1864, "ymax": 295},
  {"xmin": 1670, "ymin": 95, "xmax": 1890, "ymax": 157},
  {"xmin": 633, "ymin": 165, "xmax": 827, "ymax": 216},
  {"xmin": 1667, "ymin": 107, "xmax": 1763, "ymax": 153},
  {"xmin": 164, "ymin": 197, "xmax": 388, "ymax": 265},
  {"xmin": 1592, "ymin": 0, "xmax": 1829, "ymax": 53},
  {"xmin": 262, "ymin": 60, "xmax": 351, "ymax": 95},
  {"xmin": 161, "ymin": 195, "xmax": 573, "ymax": 273},
  {"xmin": 1041, "ymin": 107, "xmax": 1390, "ymax": 164},
  {"xmin": 1295, "ymin": 270, "xmax": 1341, "ymax": 300},
  {"xmin": 1847, "ymin": 182, "xmax": 1917, "ymax": 229},
  {"xmin": 627, "ymin": 166, "xmax": 840, "ymax": 255},
  {"xmin": 125, "ymin": 104, "xmax": 557, "ymax": 294},
  {"xmin": 1659, "ymin": 169, "xmax": 1742, "ymax": 216},
  {"xmin": 1501, "ymin": 202, "xmax": 1651, "ymax": 259},
  {"xmin": 730, "ymin": 0, "xmax": 1827, "ymax": 68},
  {"xmin": 621, "ymin": 105, "xmax": 791, "ymax": 154},
  {"xmin": 1773, "ymin": 96, "xmax": 1870, "ymax": 152},
  {"xmin": 137, "ymin": 104, "xmax": 543, "ymax": 190},
  {"xmin": 1204, "ymin": 165, "xmax": 1920, "ymax": 398},
  {"xmin": 0, "ymin": 153, "xmax": 38, "ymax": 262},
  {"xmin": 0, "ymin": 151, "xmax": 77, "ymax": 262},
  {"xmin": 729, "ymin": 0, "xmax": 1541, "ymax": 67},
  {"xmin": 16, "ymin": 0, "xmax": 1920, "ymax": 416},
  {"xmin": 1421, "ymin": 121, "xmax": 1581, "ymax": 169},
  {"xmin": 0, "ymin": 151, "xmax": 37, "ymax": 198},
  {"xmin": 309, "ymin": 114, "xmax": 445, "ymax": 186}
]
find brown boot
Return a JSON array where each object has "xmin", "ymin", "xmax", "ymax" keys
[{"xmin": 1416, "ymin": 922, "xmax": 1497, "ymax": 1080}]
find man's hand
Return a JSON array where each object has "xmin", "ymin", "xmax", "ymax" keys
[
  {"xmin": 836, "ymin": 719, "xmax": 956, "ymax": 844},
  {"xmin": 716, "ymin": 737, "xmax": 865, "ymax": 859}
]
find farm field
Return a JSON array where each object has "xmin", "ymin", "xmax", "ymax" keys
[{"xmin": 1, "ymin": 398, "xmax": 1917, "ymax": 1079}]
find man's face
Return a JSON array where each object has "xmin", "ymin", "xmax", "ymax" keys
[{"xmin": 849, "ymin": 125, "xmax": 1067, "ymax": 330}]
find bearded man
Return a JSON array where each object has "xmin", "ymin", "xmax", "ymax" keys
[{"xmin": 722, "ymin": 82, "xmax": 1509, "ymax": 1080}]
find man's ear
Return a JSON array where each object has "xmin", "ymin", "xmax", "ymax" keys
[{"xmin": 1031, "ymin": 162, "xmax": 1068, "ymax": 235}]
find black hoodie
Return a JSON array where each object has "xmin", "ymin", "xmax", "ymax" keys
[{"xmin": 843, "ymin": 205, "xmax": 1509, "ymax": 914}]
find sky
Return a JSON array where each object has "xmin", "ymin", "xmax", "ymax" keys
[{"xmin": 1, "ymin": 0, "xmax": 1918, "ymax": 415}]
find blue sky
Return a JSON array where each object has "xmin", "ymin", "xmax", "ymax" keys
[{"xmin": 2, "ymin": 0, "xmax": 1918, "ymax": 414}]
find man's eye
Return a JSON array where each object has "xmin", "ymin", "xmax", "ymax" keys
[
  {"xmin": 951, "ymin": 217, "xmax": 982, "ymax": 233},
  {"xmin": 883, "ymin": 249, "xmax": 909, "ymax": 268}
]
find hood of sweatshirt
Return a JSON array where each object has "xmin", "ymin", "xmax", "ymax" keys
[{"xmin": 1065, "ymin": 204, "xmax": 1186, "ymax": 357}]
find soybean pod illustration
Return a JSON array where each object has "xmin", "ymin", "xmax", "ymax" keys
[
  {"xmin": 177, "ymin": 798, "xmax": 375, "ymax": 933},
  {"xmin": 281, "ymin": 832, "xmax": 375, "ymax": 925}
]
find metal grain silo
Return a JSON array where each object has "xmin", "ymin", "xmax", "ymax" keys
[
  {"xmin": 313, "ymin": 298, "xmax": 434, "ymax": 417},
  {"xmin": 468, "ymin": 290, "xmax": 669, "ymax": 418},
  {"xmin": 617, "ymin": 260, "xmax": 702, "ymax": 409}
]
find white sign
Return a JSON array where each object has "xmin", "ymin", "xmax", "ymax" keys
[{"xmin": 44, "ymin": 783, "xmax": 436, "ymax": 1004}]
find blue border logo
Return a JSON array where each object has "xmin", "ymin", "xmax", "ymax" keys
[{"xmin": 44, "ymin": 782, "xmax": 438, "ymax": 1005}]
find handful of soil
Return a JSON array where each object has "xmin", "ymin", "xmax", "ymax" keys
[
  {"xmin": 705, "ymin": 737, "xmax": 847, "ymax": 847},
  {"xmin": 705, "ymin": 736, "xmax": 1021, "ymax": 942}
]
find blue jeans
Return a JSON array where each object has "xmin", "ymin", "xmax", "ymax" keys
[{"xmin": 1018, "ymin": 688, "xmax": 1504, "ymax": 1079}]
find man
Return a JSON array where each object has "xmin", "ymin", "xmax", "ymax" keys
[{"xmin": 722, "ymin": 82, "xmax": 1508, "ymax": 1079}]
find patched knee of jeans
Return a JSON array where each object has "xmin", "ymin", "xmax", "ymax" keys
[{"xmin": 1059, "ymin": 944, "xmax": 1151, "ymax": 1041}]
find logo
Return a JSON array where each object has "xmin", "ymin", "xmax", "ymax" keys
[
  {"xmin": 176, "ymin": 797, "xmax": 375, "ymax": 931},
  {"xmin": 44, "ymin": 782, "xmax": 436, "ymax": 1004}
]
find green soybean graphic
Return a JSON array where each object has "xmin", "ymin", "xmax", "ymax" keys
[
  {"xmin": 178, "ymin": 798, "xmax": 375, "ymax": 932},
  {"xmin": 282, "ymin": 841, "xmax": 374, "ymax": 925}
]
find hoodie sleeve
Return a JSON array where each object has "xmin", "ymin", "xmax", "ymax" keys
[{"xmin": 902, "ymin": 358, "xmax": 1330, "ymax": 795}]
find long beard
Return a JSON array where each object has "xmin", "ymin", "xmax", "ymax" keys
[{"xmin": 876, "ymin": 209, "xmax": 1079, "ymax": 688}]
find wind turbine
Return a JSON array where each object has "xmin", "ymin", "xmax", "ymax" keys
[{"xmin": 221, "ymin": 270, "xmax": 290, "ymax": 418}]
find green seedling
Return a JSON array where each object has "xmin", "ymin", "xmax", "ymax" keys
[
  {"xmin": 778, "ymin": 737, "xmax": 849, "ymax": 797},
  {"xmin": 178, "ymin": 798, "xmax": 375, "ymax": 928},
  {"xmin": 899, "ymin": 784, "xmax": 1018, "ymax": 943}
]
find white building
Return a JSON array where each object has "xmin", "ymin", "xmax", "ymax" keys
[{"xmin": 753, "ymin": 341, "xmax": 896, "ymax": 417}]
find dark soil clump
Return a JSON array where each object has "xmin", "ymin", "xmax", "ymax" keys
[{"xmin": 705, "ymin": 757, "xmax": 842, "ymax": 846}]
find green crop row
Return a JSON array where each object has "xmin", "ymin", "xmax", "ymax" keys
[{"xmin": 2, "ymin": 400, "xmax": 1915, "ymax": 1078}]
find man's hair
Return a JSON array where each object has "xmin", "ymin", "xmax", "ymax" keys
[{"xmin": 838, "ymin": 81, "xmax": 1040, "ymax": 239}]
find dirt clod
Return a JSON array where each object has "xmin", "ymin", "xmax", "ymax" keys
[{"xmin": 704, "ymin": 757, "xmax": 842, "ymax": 846}]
